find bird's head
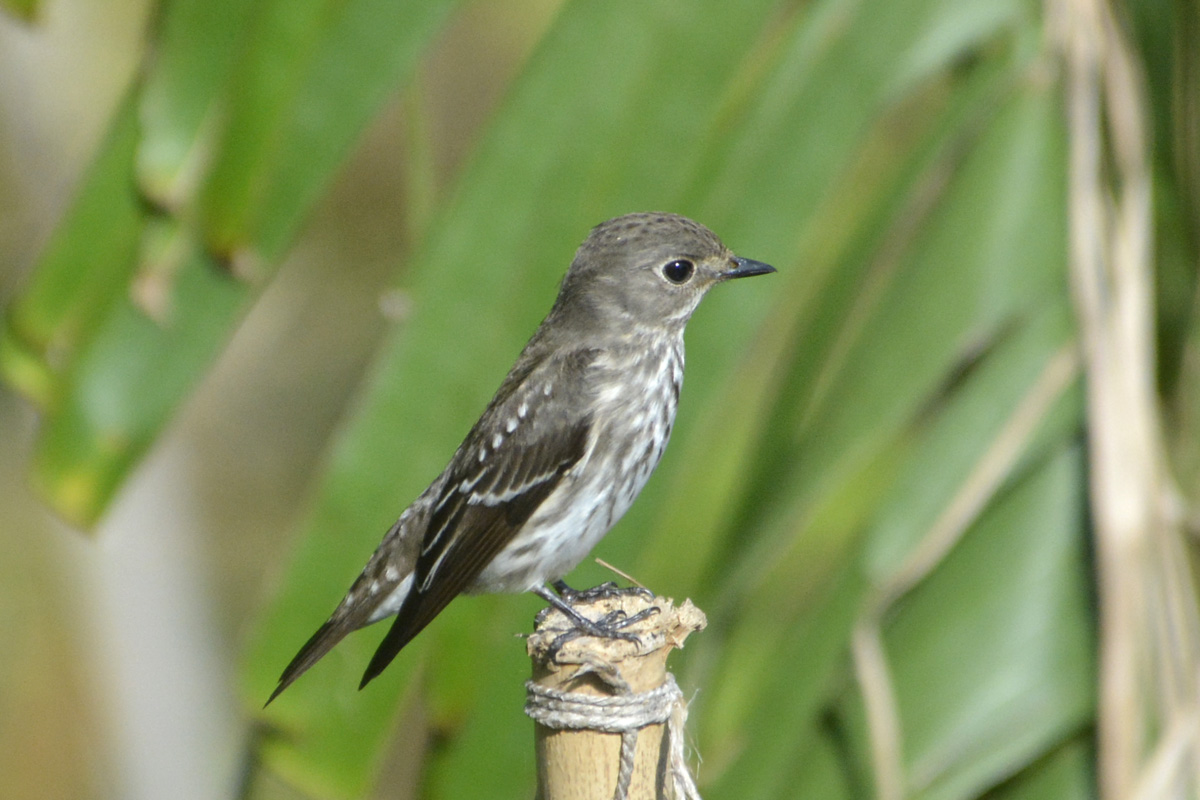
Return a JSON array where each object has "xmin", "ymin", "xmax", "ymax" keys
[{"xmin": 554, "ymin": 212, "xmax": 775, "ymax": 332}]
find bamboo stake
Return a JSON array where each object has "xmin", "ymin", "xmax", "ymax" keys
[{"xmin": 526, "ymin": 592, "xmax": 706, "ymax": 800}]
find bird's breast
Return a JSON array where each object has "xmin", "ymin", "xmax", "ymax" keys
[
  {"xmin": 468, "ymin": 341, "xmax": 683, "ymax": 593},
  {"xmin": 591, "ymin": 341, "xmax": 682, "ymax": 504}
]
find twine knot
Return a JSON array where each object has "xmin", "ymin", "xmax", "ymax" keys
[{"xmin": 525, "ymin": 673, "xmax": 701, "ymax": 800}]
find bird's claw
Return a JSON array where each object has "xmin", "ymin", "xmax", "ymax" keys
[
  {"xmin": 533, "ymin": 581, "xmax": 661, "ymax": 662},
  {"xmin": 545, "ymin": 605, "xmax": 661, "ymax": 662},
  {"xmin": 552, "ymin": 579, "xmax": 655, "ymax": 604}
]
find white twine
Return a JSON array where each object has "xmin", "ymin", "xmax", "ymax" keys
[{"xmin": 525, "ymin": 673, "xmax": 701, "ymax": 800}]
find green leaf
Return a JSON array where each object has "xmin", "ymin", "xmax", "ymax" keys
[
  {"xmin": 699, "ymin": 555, "xmax": 874, "ymax": 799},
  {"xmin": 9, "ymin": 0, "xmax": 452, "ymax": 527},
  {"xmin": 884, "ymin": 444, "xmax": 1093, "ymax": 800},
  {"xmin": 984, "ymin": 738, "xmax": 1095, "ymax": 800},
  {"xmin": 862, "ymin": 306, "xmax": 1078, "ymax": 581},
  {"xmin": 136, "ymin": 0, "xmax": 258, "ymax": 207},
  {"xmin": 0, "ymin": 92, "xmax": 144, "ymax": 408},
  {"xmin": 198, "ymin": 0, "xmax": 457, "ymax": 258},
  {"xmin": 0, "ymin": 0, "xmax": 38, "ymax": 22},
  {"xmin": 30, "ymin": 242, "xmax": 244, "ymax": 527},
  {"xmin": 196, "ymin": 0, "xmax": 346, "ymax": 255},
  {"xmin": 657, "ymin": 25, "xmax": 1074, "ymax": 799},
  {"xmin": 630, "ymin": 10, "xmax": 1022, "ymax": 598},
  {"xmin": 776, "ymin": 71, "xmax": 1068, "ymax": 520}
]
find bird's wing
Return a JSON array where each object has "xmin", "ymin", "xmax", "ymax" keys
[
  {"xmin": 267, "ymin": 509, "xmax": 423, "ymax": 704},
  {"xmin": 359, "ymin": 347, "xmax": 597, "ymax": 687}
]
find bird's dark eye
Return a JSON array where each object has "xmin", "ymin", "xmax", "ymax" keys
[{"xmin": 662, "ymin": 259, "xmax": 695, "ymax": 284}]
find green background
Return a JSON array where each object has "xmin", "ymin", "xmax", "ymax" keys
[{"xmin": 0, "ymin": 0, "xmax": 1196, "ymax": 798}]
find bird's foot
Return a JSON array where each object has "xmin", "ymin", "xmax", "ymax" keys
[
  {"xmin": 544, "ymin": 606, "xmax": 660, "ymax": 662},
  {"xmin": 532, "ymin": 584, "xmax": 660, "ymax": 662},
  {"xmin": 551, "ymin": 579, "xmax": 655, "ymax": 604}
]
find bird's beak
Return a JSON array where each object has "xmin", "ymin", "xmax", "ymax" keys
[{"xmin": 723, "ymin": 256, "xmax": 776, "ymax": 280}]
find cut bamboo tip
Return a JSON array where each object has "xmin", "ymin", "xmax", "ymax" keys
[{"xmin": 527, "ymin": 593, "xmax": 706, "ymax": 800}]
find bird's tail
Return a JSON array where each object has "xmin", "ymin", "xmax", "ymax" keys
[
  {"xmin": 266, "ymin": 619, "xmax": 351, "ymax": 706},
  {"xmin": 266, "ymin": 518, "xmax": 417, "ymax": 704}
]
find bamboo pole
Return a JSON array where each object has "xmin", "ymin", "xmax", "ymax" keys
[{"xmin": 525, "ymin": 592, "xmax": 706, "ymax": 800}]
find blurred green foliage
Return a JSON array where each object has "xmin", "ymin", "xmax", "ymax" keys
[
  {"xmin": 0, "ymin": 0, "xmax": 37, "ymax": 20},
  {"xmin": 3, "ymin": 0, "xmax": 1197, "ymax": 798}
]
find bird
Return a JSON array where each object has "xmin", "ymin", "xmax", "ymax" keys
[{"xmin": 268, "ymin": 212, "xmax": 774, "ymax": 703}]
